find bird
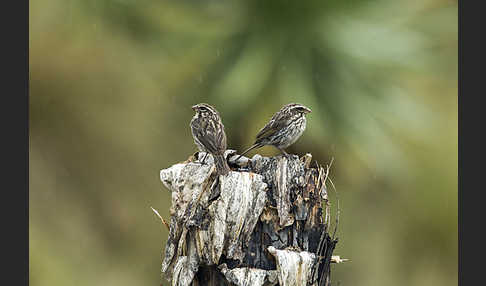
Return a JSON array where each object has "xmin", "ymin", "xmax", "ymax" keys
[
  {"xmin": 190, "ymin": 103, "xmax": 231, "ymax": 176},
  {"xmin": 236, "ymin": 103, "xmax": 312, "ymax": 160}
]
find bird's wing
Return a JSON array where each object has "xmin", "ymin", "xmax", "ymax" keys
[
  {"xmin": 192, "ymin": 118, "xmax": 226, "ymax": 153},
  {"xmin": 255, "ymin": 111, "xmax": 292, "ymax": 142}
]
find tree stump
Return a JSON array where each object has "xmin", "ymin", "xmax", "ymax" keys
[{"xmin": 158, "ymin": 150, "xmax": 340, "ymax": 286}]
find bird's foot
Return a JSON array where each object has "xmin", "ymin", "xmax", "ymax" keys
[
  {"xmin": 279, "ymin": 152, "xmax": 299, "ymax": 160},
  {"xmin": 277, "ymin": 148, "xmax": 298, "ymax": 160},
  {"xmin": 195, "ymin": 152, "xmax": 210, "ymax": 165}
]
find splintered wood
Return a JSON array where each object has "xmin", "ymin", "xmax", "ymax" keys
[{"xmin": 159, "ymin": 150, "xmax": 342, "ymax": 286}]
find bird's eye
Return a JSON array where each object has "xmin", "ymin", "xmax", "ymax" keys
[{"xmin": 296, "ymin": 106, "xmax": 309, "ymax": 113}]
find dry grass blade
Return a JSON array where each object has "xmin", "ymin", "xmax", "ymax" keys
[
  {"xmin": 323, "ymin": 157, "xmax": 340, "ymax": 239},
  {"xmin": 331, "ymin": 255, "xmax": 349, "ymax": 263},
  {"xmin": 151, "ymin": 206, "xmax": 170, "ymax": 230}
]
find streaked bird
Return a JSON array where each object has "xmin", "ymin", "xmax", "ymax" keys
[
  {"xmin": 236, "ymin": 103, "xmax": 311, "ymax": 160},
  {"xmin": 190, "ymin": 103, "xmax": 231, "ymax": 176}
]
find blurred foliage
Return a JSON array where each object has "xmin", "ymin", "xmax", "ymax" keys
[{"xmin": 30, "ymin": 0, "xmax": 457, "ymax": 285}]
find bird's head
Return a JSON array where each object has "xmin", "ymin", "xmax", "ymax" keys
[
  {"xmin": 287, "ymin": 103, "xmax": 312, "ymax": 115},
  {"xmin": 191, "ymin": 103, "xmax": 220, "ymax": 117}
]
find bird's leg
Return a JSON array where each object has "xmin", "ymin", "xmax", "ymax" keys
[
  {"xmin": 277, "ymin": 147, "xmax": 290, "ymax": 159},
  {"xmin": 200, "ymin": 152, "xmax": 209, "ymax": 164}
]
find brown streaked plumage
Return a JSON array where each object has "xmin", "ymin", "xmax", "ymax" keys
[
  {"xmin": 236, "ymin": 103, "xmax": 311, "ymax": 160},
  {"xmin": 190, "ymin": 103, "xmax": 230, "ymax": 176}
]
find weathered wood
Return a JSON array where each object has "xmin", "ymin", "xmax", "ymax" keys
[{"xmin": 159, "ymin": 150, "xmax": 339, "ymax": 286}]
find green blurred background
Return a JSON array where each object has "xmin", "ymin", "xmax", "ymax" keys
[{"xmin": 29, "ymin": 0, "xmax": 457, "ymax": 285}]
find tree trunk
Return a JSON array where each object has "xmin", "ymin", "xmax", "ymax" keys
[{"xmin": 158, "ymin": 150, "xmax": 339, "ymax": 286}]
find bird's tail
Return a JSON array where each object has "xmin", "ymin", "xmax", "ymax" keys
[
  {"xmin": 235, "ymin": 143, "xmax": 261, "ymax": 161},
  {"xmin": 214, "ymin": 154, "xmax": 230, "ymax": 176}
]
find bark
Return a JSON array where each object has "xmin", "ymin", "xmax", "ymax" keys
[{"xmin": 159, "ymin": 150, "xmax": 339, "ymax": 286}]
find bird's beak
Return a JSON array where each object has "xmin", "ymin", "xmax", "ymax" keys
[
  {"xmin": 191, "ymin": 105, "xmax": 198, "ymax": 111},
  {"xmin": 304, "ymin": 107, "xmax": 312, "ymax": 114}
]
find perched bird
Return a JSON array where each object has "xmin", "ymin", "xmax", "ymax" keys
[
  {"xmin": 190, "ymin": 103, "xmax": 231, "ymax": 176},
  {"xmin": 236, "ymin": 103, "xmax": 312, "ymax": 160}
]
